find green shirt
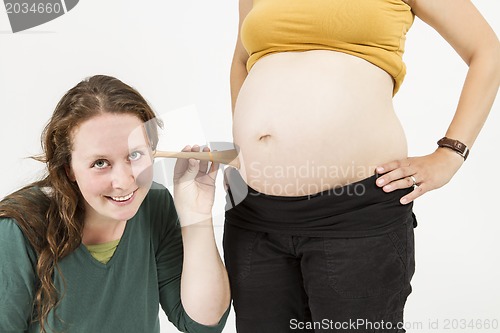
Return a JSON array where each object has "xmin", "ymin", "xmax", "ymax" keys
[{"xmin": 0, "ymin": 182, "xmax": 229, "ymax": 333}]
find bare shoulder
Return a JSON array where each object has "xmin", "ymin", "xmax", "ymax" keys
[
  {"xmin": 403, "ymin": 0, "xmax": 499, "ymax": 64},
  {"xmin": 402, "ymin": 0, "xmax": 491, "ymax": 25}
]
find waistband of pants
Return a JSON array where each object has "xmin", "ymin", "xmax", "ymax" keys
[{"xmin": 224, "ymin": 168, "xmax": 414, "ymax": 237}]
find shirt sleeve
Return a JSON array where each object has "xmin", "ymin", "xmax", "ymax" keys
[
  {"xmin": 154, "ymin": 188, "xmax": 229, "ymax": 333},
  {"xmin": 0, "ymin": 218, "xmax": 37, "ymax": 333}
]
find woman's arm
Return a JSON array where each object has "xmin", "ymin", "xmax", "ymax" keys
[
  {"xmin": 408, "ymin": 0, "xmax": 500, "ymax": 147},
  {"xmin": 376, "ymin": 0, "xmax": 500, "ymax": 204},
  {"xmin": 180, "ymin": 219, "xmax": 229, "ymax": 326},
  {"xmin": 230, "ymin": 0, "xmax": 252, "ymax": 113},
  {"xmin": 173, "ymin": 145, "xmax": 230, "ymax": 326},
  {"xmin": 0, "ymin": 219, "xmax": 36, "ymax": 332}
]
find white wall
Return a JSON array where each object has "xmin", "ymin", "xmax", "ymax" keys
[{"xmin": 1, "ymin": 1, "xmax": 499, "ymax": 332}]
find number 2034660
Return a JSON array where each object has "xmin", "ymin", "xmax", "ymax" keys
[
  {"xmin": 5, "ymin": 2, "xmax": 62, "ymax": 14},
  {"xmin": 443, "ymin": 318, "xmax": 498, "ymax": 330}
]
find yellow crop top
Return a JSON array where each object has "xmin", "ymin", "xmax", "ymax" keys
[{"xmin": 241, "ymin": 0, "xmax": 414, "ymax": 94}]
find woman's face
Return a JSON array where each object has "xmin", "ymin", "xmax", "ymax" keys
[{"xmin": 68, "ymin": 113, "xmax": 154, "ymax": 225}]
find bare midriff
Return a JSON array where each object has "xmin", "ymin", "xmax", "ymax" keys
[{"xmin": 233, "ymin": 50, "xmax": 408, "ymax": 196}]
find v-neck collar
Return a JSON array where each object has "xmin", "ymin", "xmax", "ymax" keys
[{"xmin": 78, "ymin": 215, "xmax": 135, "ymax": 269}]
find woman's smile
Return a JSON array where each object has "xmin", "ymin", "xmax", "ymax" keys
[
  {"xmin": 109, "ymin": 191, "xmax": 135, "ymax": 202},
  {"xmin": 106, "ymin": 190, "xmax": 137, "ymax": 205}
]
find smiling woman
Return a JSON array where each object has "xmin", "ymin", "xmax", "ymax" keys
[{"xmin": 0, "ymin": 75, "xmax": 230, "ymax": 333}]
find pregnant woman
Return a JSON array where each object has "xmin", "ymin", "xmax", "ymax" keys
[{"xmin": 223, "ymin": 0, "xmax": 499, "ymax": 332}]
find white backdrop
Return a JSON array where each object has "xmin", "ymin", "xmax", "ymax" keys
[{"xmin": 1, "ymin": 1, "xmax": 499, "ymax": 332}]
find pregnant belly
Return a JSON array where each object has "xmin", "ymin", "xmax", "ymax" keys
[{"xmin": 233, "ymin": 50, "xmax": 408, "ymax": 196}]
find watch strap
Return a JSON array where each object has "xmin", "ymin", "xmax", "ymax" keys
[{"xmin": 437, "ymin": 137, "xmax": 469, "ymax": 161}]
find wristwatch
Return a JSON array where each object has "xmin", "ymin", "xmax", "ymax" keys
[{"xmin": 437, "ymin": 137, "xmax": 470, "ymax": 161}]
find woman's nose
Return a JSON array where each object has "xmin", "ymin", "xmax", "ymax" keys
[{"xmin": 111, "ymin": 163, "xmax": 134, "ymax": 189}]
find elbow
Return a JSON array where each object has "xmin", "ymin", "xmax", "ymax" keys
[
  {"xmin": 489, "ymin": 41, "xmax": 500, "ymax": 89},
  {"xmin": 180, "ymin": 275, "xmax": 231, "ymax": 327},
  {"xmin": 493, "ymin": 41, "xmax": 500, "ymax": 87},
  {"xmin": 199, "ymin": 285, "xmax": 231, "ymax": 326},
  {"xmin": 483, "ymin": 33, "xmax": 500, "ymax": 83},
  {"xmin": 469, "ymin": 36, "xmax": 500, "ymax": 86},
  {"xmin": 188, "ymin": 302, "xmax": 230, "ymax": 328},
  {"xmin": 205, "ymin": 304, "xmax": 231, "ymax": 327}
]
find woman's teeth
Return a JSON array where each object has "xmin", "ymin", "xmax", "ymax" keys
[{"xmin": 110, "ymin": 192, "xmax": 134, "ymax": 202}]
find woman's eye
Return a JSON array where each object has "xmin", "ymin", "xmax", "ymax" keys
[
  {"xmin": 92, "ymin": 160, "xmax": 109, "ymax": 169},
  {"xmin": 129, "ymin": 151, "xmax": 144, "ymax": 161}
]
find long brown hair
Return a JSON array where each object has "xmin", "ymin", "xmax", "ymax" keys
[{"xmin": 0, "ymin": 75, "xmax": 162, "ymax": 332}]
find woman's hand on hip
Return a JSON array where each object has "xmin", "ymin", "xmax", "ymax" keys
[
  {"xmin": 173, "ymin": 145, "xmax": 219, "ymax": 226},
  {"xmin": 375, "ymin": 148, "xmax": 464, "ymax": 205}
]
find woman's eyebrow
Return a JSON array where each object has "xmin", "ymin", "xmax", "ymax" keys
[
  {"xmin": 84, "ymin": 145, "xmax": 149, "ymax": 160},
  {"xmin": 129, "ymin": 145, "xmax": 149, "ymax": 151},
  {"xmin": 86, "ymin": 154, "xmax": 108, "ymax": 160}
]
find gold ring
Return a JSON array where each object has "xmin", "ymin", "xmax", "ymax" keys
[{"xmin": 410, "ymin": 175, "xmax": 417, "ymax": 187}]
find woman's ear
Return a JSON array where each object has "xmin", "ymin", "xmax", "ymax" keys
[{"xmin": 65, "ymin": 164, "xmax": 76, "ymax": 182}]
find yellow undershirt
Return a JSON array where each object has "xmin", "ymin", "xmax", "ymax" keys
[{"xmin": 85, "ymin": 239, "xmax": 121, "ymax": 264}]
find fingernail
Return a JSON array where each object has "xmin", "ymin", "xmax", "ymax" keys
[
  {"xmin": 377, "ymin": 178, "xmax": 385, "ymax": 185},
  {"xmin": 377, "ymin": 167, "xmax": 384, "ymax": 173},
  {"xmin": 401, "ymin": 198, "xmax": 408, "ymax": 204}
]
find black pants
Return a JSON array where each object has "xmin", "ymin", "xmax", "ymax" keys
[
  {"xmin": 223, "ymin": 171, "xmax": 417, "ymax": 332},
  {"xmin": 223, "ymin": 217, "xmax": 415, "ymax": 332}
]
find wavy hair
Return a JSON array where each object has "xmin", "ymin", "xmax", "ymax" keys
[{"xmin": 0, "ymin": 75, "xmax": 162, "ymax": 332}]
